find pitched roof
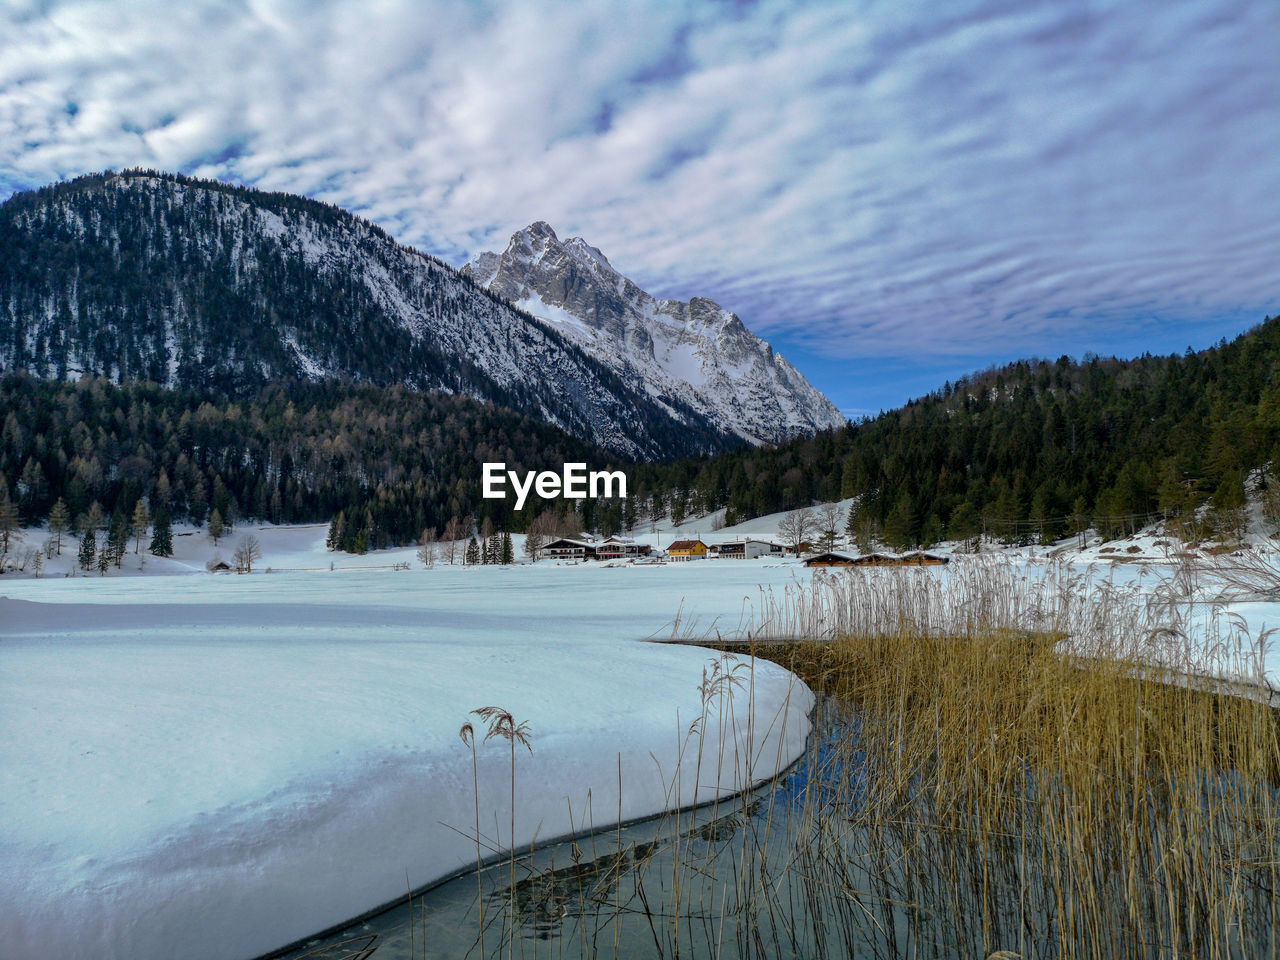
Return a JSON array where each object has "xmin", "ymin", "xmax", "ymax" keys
[{"xmin": 667, "ymin": 539, "xmax": 705, "ymax": 551}]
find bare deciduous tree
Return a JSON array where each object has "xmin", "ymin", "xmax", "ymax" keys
[
  {"xmin": 815, "ymin": 502, "xmax": 845, "ymax": 552},
  {"xmin": 233, "ymin": 535, "xmax": 262, "ymax": 574},
  {"xmin": 441, "ymin": 516, "xmax": 469, "ymax": 565},
  {"xmin": 778, "ymin": 507, "xmax": 816, "ymax": 554},
  {"xmin": 523, "ymin": 510, "xmax": 560, "ymax": 562},
  {"xmin": 417, "ymin": 527, "xmax": 437, "ymax": 568}
]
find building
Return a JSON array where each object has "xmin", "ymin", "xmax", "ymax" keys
[
  {"xmin": 541, "ymin": 535, "xmax": 653, "ymax": 561},
  {"xmin": 543, "ymin": 538, "xmax": 599, "ymax": 561},
  {"xmin": 716, "ymin": 538, "xmax": 785, "ymax": 560},
  {"xmin": 666, "ymin": 539, "xmax": 708, "ymax": 561},
  {"xmin": 898, "ymin": 550, "xmax": 950, "ymax": 566},
  {"xmin": 597, "ymin": 535, "xmax": 652, "ymax": 559},
  {"xmin": 808, "ymin": 551, "xmax": 951, "ymax": 567},
  {"xmin": 804, "ymin": 551, "xmax": 860, "ymax": 567}
]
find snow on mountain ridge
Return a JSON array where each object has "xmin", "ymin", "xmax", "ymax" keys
[
  {"xmin": 1, "ymin": 173, "xmax": 740, "ymax": 459},
  {"xmin": 463, "ymin": 222, "xmax": 846, "ymax": 444}
]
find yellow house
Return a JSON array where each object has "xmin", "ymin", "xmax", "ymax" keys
[{"xmin": 667, "ymin": 539, "xmax": 708, "ymax": 561}]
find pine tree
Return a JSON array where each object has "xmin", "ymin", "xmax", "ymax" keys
[
  {"xmin": 149, "ymin": 509, "xmax": 173, "ymax": 557},
  {"xmin": 882, "ymin": 490, "xmax": 918, "ymax": 551},
  {"xmin": 0, "ymin": 485, "xmax": 18, "ymax": 555},
  {"xmin": 208, "ymin": 508, "xmax": 224, "ymax": 544},
  {"xmin": 500, "ymin": 531, "xmax": 514, "ymax": 565},
  {"xmin": 1072, "ymin": 496, "xmax": 1090, "ymax": 548},
  {"xmin": 465, "ymin": 536, "xmax": 480, "ymax": 565},
  {"xmin": 77, "ymin": 527, "xmax": 96, "ymax": 572},
  {"xmin": 326, "ymin": 512, "xmax": 346, "ymax": 551},
  {"xmin": 131, "ymin": 499, "xmax": 150, "ymax": 553},
  {"xmin": 107, "ymin": 511, "xmax": 129, "ymax": 568},
  {"xmin": 47, "ymin": 498, "xmax": 70, "ymax": 556},
  {"xmin": 188, "ymin": 479, "xmax": 208, "ymax": 526},
  {"xmin": 154, "ymin": 471, "xmax": 172, "ymax": 509},
  {"xmin": 81, "ymin": 501, "xmax": 104, "ymax": 541}
]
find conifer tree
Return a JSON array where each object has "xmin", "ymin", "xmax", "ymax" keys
[
  {"xmin": 77, "ymin": 527, "xmax": 96, "ymax": 572},
  {"xmin": 208, "ymin": 508, "xmax": 224, "ymax": 544},
  {"xmin": 81, "ymin": 502, "xmax": 104, "ymax": 541},
  {"xmin": 47, "ymin": 498, "xmax": 70, "ymax": 556},
  {"xmin": 465, "ymin": 536, "xmax": 480, "ymax": 565},
  {"xmin": 327, "ymin": 512, "xmax": 346, "ymax": 551},
  {"xmin": 131, "ymin": 499, "xmax": 150, "ymax": 553},
  {"xmin": 188, "ymin": 479, "xmax": 208, "ymax": 526},
  {"xmin": 500, "ymin": 531, "xmax": 514, "ymax": 565},
  {"xmin": 149, "ymin": 509, "xmax": 173, "ymax": 557},
  {"xmin": 107, "ymin": 511, "xmax": 129, "ymax": 567},
  {"xmin": 0, "ymin": 485, "xmax": 18, "ymax": 555}
]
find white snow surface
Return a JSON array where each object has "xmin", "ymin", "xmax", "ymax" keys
[{"xmin": 0, "ymin": 555, "xmax": 815, "ymax": 960}]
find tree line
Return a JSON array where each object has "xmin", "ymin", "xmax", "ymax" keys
[
  {"xmin": 0, "ymin": 372, "xmax": 629, "ymax": 559},
  {"xmin": 631, "ymin": 314, "xmax": 1280, "ymax": 548}
]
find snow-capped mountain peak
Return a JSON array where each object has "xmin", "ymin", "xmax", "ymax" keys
[{"xmin": 463, "ymin": 223, "xmax": 846, "ymax": 444}]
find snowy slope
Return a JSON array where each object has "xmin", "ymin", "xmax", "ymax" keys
[
  {"xmin": 0, "ymin": 172, "xmax": 736, "ymax": 459},
  {"xmin": 0, "ymin": 564, "xmax": 814, "ymax": 960},
  {"xmin": 463, "ymin": 222, "xmax": 846, "ymax": 444}
]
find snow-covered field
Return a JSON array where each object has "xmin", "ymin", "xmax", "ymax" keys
[
  {"xmin": 4, "ymin": 517, "xmax": 1280, "ymax": 960},
  {"xmin": 1, "ymin": 553, "xmax": 814, "ymax": 960}
]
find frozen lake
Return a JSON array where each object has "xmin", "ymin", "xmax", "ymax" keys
[
  {"xmin": 3, "ymin": 550, "xmax": 1277, "ymax": 960},
  {"xmin": 0, "ymin": 561, "xmax": 815, "ymax": 960}
]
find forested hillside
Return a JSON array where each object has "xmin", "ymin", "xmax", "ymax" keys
[
  {"xmin": 631, "ymin": 315, "xmax": 1280, "ymax": 547},
  {"xmin": 0, "ymin": 170, "xmax": 736, "ymax": 459},
  {"xmin": 0, "ymin": 373, "xmax": 624, "ymax": 552}
]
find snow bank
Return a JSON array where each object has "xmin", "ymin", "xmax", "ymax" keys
[{"xmin": 0, "ymin": 564, "xmax": 814, "ymax": 960}]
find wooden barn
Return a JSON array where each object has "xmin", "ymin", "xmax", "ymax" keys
[
  {"xmin": 898, "ymin": 551, "xmax": 950, "ymax": 566},
  {"xmin": 804, "ymin": 551, "xmax": 860, "ymax": 567},
  {"xmin": 806, "ymin": 551, "xmax": 951, "ymax": 568}
]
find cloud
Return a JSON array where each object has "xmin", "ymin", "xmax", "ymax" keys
[{"xmin": 0, "ymin": 0, "xmax": 1276, "ymax": 364}]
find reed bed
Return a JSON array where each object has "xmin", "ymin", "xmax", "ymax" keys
[
  {"xmin": 722, "ymin": 559, "xmax": 1280, "ymax": 959},
  {"xmin": 285, "ymin": 558, "xmax": 1280, "ymax": 960}
]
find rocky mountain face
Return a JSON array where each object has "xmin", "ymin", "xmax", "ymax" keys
[
  {"xmin": 0, "ymin": 172, "xmax": 737, "ymax": 459},
  {"xmin": 463, "ymin": 221, "xmax": 845, "ymax": 444}
]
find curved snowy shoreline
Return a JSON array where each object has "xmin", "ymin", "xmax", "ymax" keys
[{"xmin": 0, "ymin": 565, "xmax": 814, "ymax": 960}]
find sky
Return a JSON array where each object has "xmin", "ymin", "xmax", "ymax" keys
[{"xmin": 1, "ymin": 0, "xmax": 1277, "ymax": 417}]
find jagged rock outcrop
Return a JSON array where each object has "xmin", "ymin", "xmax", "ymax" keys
[{"xmin": 464, "ymin": 221, "xmax": 845, "ymax": 444}]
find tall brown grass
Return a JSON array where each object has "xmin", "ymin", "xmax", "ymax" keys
[
  {"xmin": 283, "ymin": 558, "xmax": 1280, "ymax": 959},
  {"xmin": 724, "ymin": 559, "xmax": 1280, "ymax": 959}
]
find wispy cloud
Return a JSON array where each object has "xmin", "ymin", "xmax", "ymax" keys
[{"xmin": 1, "ymin": 0, "xmax": 1276, "ymax": 364}]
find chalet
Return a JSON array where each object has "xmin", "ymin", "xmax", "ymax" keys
[
  {"xmin": 717, "ymin": 538, "xmax": 785, "ymax": 560},
  {"xmin": 667, "ymin": 539, "xmax": 708, "ymax": 561},
  {"xmin": 598, "ymin": 535, "xmax": 652, "ymax": 559},
  {"xmin": 543, "ymin": 538, "xmax": 598, "ymax": 561},
  {"xmin": 541, "ymin": 536, "xmax": 653, "ymax": 561}
]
